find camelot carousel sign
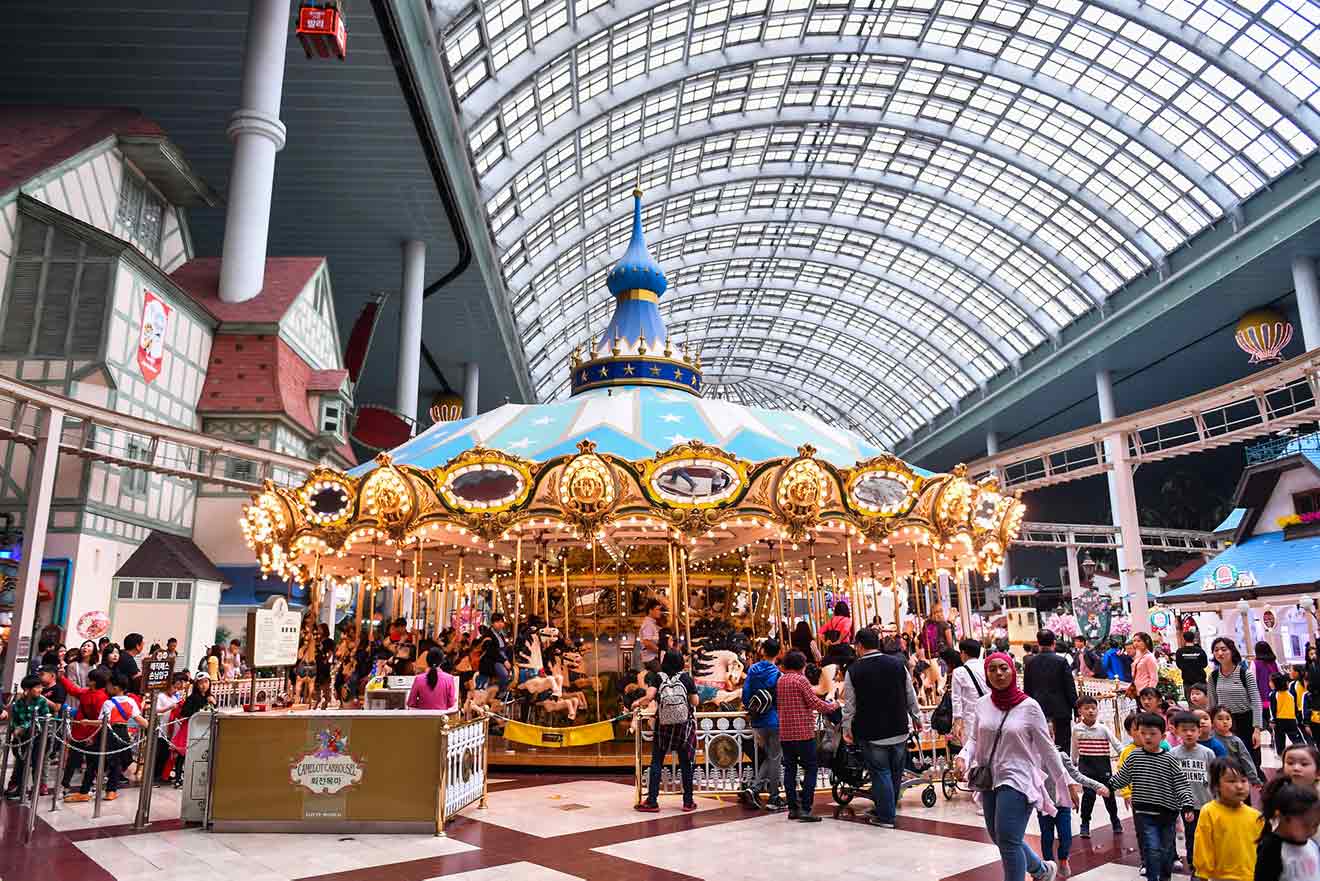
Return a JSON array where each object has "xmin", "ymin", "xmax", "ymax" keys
[{"xmin": 289, "ymin": 727, "xmax": 365, "ymax": 795}]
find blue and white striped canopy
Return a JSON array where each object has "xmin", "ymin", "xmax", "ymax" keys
[{"xmin": 352, "ymin": 386, "xmax": 913, "ymax": 475}]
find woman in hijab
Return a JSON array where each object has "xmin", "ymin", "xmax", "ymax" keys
[{"xmin": 955, "ymin": 652, "xmax": 1075, "ymax": 881}]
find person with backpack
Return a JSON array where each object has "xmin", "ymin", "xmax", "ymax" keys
[
  {"xmin": 1207, "ymin": 637, "xmax": 1263, "ymax": 773},
  {"xmin": 739, "ymin": 637, "xmax": 787, "ymax": 812},
  {"xmin": 635, "ymin": 649, "xmax": 700, "ymax": 813},
  {"xmin": 842, "ymin": 628, "xmax": 920, "ymax": 827}
]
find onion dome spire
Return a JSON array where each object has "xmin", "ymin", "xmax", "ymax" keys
[{"xmin": 567, "ymin": 186, "xmax": 702, "ymax": 397}]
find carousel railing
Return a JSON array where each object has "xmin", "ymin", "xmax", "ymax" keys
[
  {"xmin": 1077, "ymin": 676, "xmax": 1133, "ymax": 738},
  {"xmin": 440, "ymin": 715, "xmax": 489, "ymax": 828},
  {"xmin": 208, "ymin": 676, "xmax": 289, "ymax": 709}
]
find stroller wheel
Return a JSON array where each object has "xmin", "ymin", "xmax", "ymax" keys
[
  {"xmin": 832, "ymin": 782, "xmax": 855, "ymax": 805},
  {"xmin": 921, "ymin": 785, "xmax": 937, "ymax": 808},
  {"xmin": 941, "ymin": 770, "xmax": 958, "ymax": 800}
]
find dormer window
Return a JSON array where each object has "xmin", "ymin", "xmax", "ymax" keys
[
  {"xmin": 1295, "ymin": 490, "xmax": 1320, "ymax": 517},
  {"xmin": 116, "ymin": 171, "xmax": 165, "ymax": 259},
  {"xmin": 321, "ymin": 399, "xmax": 344, "ymax": 438}
]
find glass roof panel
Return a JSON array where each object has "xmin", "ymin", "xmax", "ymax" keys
[{"xmin": 433, "ymin": 0, "xmax": 1320, "ymax": 447}]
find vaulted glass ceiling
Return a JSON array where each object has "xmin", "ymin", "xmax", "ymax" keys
[{"xmin": 433, "ymin": 0, "xmax": 1320, "ymax": 448}]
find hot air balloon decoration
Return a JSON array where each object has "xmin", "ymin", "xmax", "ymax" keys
[{"xmin": 1234, "ymin": 308, "xmax": 1293, "ymax": 364}]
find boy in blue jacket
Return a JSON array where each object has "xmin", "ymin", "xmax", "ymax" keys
[{"xmin": 740, "ymin": 638, "xmax": 786, "ymax": 811}]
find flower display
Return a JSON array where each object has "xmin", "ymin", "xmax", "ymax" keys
[
  {"xmin": 1044, "ymin": 612, "xmax": 1080, "ymax": 638},
  {"xmin": 1276, "ymin": 511, "xmax": 1320, "ymax": 528}
]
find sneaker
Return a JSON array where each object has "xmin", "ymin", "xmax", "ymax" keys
[
  {"xmin": 763, "ymin": 799, "xmax": 788, "ymax": 813},
  {"xmin": 64, "ymin": 792, "xmax": 91, "ymax": 803},
  {"xmin": 797, "ymin": 813, "xmax": 823, "ymax": 823},
  {"xmin": 1112, "ymin": 821, "xmax": 1123, "ymax": 834},
  {"xmin": 1078, "ymin": 823, "xmax": 1090, "ymax": 839},
  {"xmin": 633, "ymin": 802, "xmax": 659, "ymax": 813},
  {"xmin": 787, "ymin": 809, "xmax": 802, "ymax": 821},
  {"xmin": 3, "ymin": 789, "xmax": 18, "ymax": 801},
  {"xmin": 1138, "ymin": 865, "xmax": 1146, "ymax": 877},
  {"xmin": 1034, "ymin": 860, "xmax": 1058, "ymax": 881},
  {"xmin": 105, "ymin": 791, "xmax": 118, "ymax": 801},
  {"xmin": 867, "ymin": 815, "xmax": 896, "ymax": 828},
  {"xmin": 738, "ymin": 787, "xmax": 761, "ymax": 810},
  {"xmin": 39, "ymin": 784, "xmax": 50, "ymax": 796},
  {"xmin": 1058, "ymin": 858, "xmax": 1071, "ymax": 878},
  {"xmin": 681, "ymin": 802, "xmax": 697, "ymax": 812}
]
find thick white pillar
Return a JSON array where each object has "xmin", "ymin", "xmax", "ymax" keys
[
  {"xmin": 2, "ymin": 407, "xmax": 63, "ymax": 692},
  {"xmin": 219, "ymin": 0, "xmax": 292, "ymax": 304},
  {"xmin": 463, "ymin": 361, "xmax": 479, "ymax": 418},
  {"xmin": 1293, "ymin": 256, "xmax": 1320, "ymax": 350},
  {"xmin": 397, "ymin": 240, "xmax": 425, "ymax": 426},
  {"xmin": 1065, "ymin": 542, "xmax": 1082, "ymax": 599},
  {"xmin": 1097, "ymin": 369, "xmax": 1148, "ymax": 631}
]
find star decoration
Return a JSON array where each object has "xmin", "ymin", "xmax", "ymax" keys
[
  {"xmin": 665, "ymin": 434, "xmax": 688, "ymax": 446},
  {"xmin": 532, "ymin": 416, "xmax": 554, "ymax": 426},
  {"xmin": 659, "ymin": 413, "xmax": 682, "ymax": 423},
  {"xmin": 675, "ymin": 369, "xmax": 684, "ymax": 381},
  {"xmin": 623, "ymin": 363, "xmax": 635, "ymax": 375},
  {"xmin": 649, "ymin": 365, "xmax": 662, "ymax": 376},
  {"xmin": 599, "ymin": 366, "xmax": 609, "ymax": 378},
  {"xmin": 580, "ymin": 371, "xmax": 588, "ymax": 382},
  {"xmin": 508, "ymin": 437, "xmax": 533, "ymax": 450}
]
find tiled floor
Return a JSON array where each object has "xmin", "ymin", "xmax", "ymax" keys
[{"xmin": 3, "ymin": 760, "xmax": 1263, "ymax": 881}]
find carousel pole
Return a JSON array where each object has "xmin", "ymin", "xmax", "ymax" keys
[
  {"xmin": 929, "ymin": 543, "xmax": 940, "ymax": 616},
  {"xmin": 909, "ymin": 541, "xmax": 921, "ymax": 619},
  {"xmin": 591, "ymin": 538, "xmax": 601, "ymax": 721},
  {"xmin": 890, "ymin": 546, "xmax": 901, "ymax": 632},
  {"xmin": 845, "ymin": 537, "xmax": 857, "ymax": 624},
  {"xmin": 562, "ymin": 552, "xmax": 571, "ymax": 639},
  {"xmin": 667, "ymin": 541, "xmax": 678, "ymax": 625},
  {"xmin": 807, "ymin": 540, "xmax": 822, "ymax": 647},
  {"xmin": 680, "ymin": 546, "xmax": 693, "ymax": 656},
  {"xmin": 512, "ymin": 535, "xmax": 523, "ymax": 649},
  {"xmin": 777, "ymin": 541, "xmax": 790, "ymax": 626},
  {"xmin": 742, "ymin": 551, "xmax": 755, "ymax": 630},
  {"xmin": 457, "ymin": 551, "xmax": 466, "ymax": 631},
  {"xmin": 955, "ymin": 558, "xmax": 972, "ymax": 637},
  {"xmin": 868, "ymin": 561, "xmax": 878, "ymax": 627}
]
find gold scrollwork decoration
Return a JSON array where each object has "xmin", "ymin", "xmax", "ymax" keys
[{"xmin": 432, "ymin": 447, "xmax": 534, "ymax": 514}]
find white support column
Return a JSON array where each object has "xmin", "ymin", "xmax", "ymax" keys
[
  {"xmin": 2, "ymin": 407, "xmax": 63, "ymax": 692},
  {"xmin": 1097, "ymin": 369, "xmax": 1149, "ymax": 631},
  {"xmin": 462, "ymin": 361, "xmax": 479, "ymax": 418},
  {"xmin": 1065, "ymin": 542, "xmax": 1082, "ymax": 599},
  {"xmin": 397, "ymin": 240, "xmax": 425, "ymax": 427},
  {"xmin": 218, "ymin": 0, "xmax": 292, "ymax": 304},
  {"xmin": 987, "ymin": 430, "xmax": 1013, "ymax": 591},
  {"xmin": 1293, "ymin": 256, "xmax": 1320, "ymax": 350}
]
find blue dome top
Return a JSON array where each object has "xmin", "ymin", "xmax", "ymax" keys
[{"xmin": 605, "ymin": 189, "xmax": 668, "ymax": 298}]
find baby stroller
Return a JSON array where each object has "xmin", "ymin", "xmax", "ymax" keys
[{"xmin": 829, "ymin": 739, "xmax": 872, "ymax": 806}]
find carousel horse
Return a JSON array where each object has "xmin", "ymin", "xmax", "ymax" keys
[{"xmin": 693, "ymin": 648, "xmax": 746, "ymax": 706}]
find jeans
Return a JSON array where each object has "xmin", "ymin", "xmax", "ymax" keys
[
  {"xmin": 860, "ymin": 740, "xmax": 906, "ymax": 822},
  {"xmin": 1037, "ymin": 806, "xmax": 1073, "ymax": 861},
  {"xmin": 751, "ymin": 727, "xmax": 782, "ymax": 800},
  {"xmin": 1135, "ymin": 812, "xmax": 1177, "ymax": 881},
  {"xmin": 644, "ymin": 734, "xmax": 694, "ymax": 805},
  {"xmin": 983, "ymin": 785, "xmax": 1046, "ymax": 881},
  {"xmin": 1077, "ymin": 756, "xmax": 1120, "ymax": 827},
  {"xmin": 782, "ymin": 738, "xmax": 818, "ymax": 814}
]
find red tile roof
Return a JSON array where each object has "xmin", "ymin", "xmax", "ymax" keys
[
  {"xmin": 1160, "ymin": 557, "xmax": 1205, "ymax": 586},
  {"xmin": 307, "ymin": 369, "xmax": 348, "ymax": 392},
  {"xmin": 198, "ymin": 334, "xmax": 355, "ymax": 466},
  {"xmin": 169, "ymin": 257, "xmax": 324, "ymax": 325},
  {"xmin": 0, "ymin": 106, "xmax": 166, "ymax": 195}
]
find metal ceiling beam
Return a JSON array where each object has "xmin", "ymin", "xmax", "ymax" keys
[
  {"xmin": 485, "ymin": 107, "xmax": 1168, "ymax": 264},
  {"xmin": 1084, "ymin": 0, "xmax": 1320, "ymax": 139},
  {"xmin": 499, "ymin": 168, "xmax": 1111, "ymax": 306},
  {"xmin": 707, "ymin": 374, "xmax": 885, "ymax": 443},
  {"xmin": 471, "ymin": 38, "xmax": 1240, "ymax": 217},
  {"xmin": 384, "ymin": 0, "xmax": 534, "ymax": 401},
  {"xmin": 524, "ymin": 248, "xmax": 1023, "ymax": 372},
  {"xmin": 662, "ymin": 302, "xmax": 973, "ymax": 403},
  {"xmin": 511, "ymin": 209, "xmax": 1062, "ymax": 342},
  {"xmin": 897, "ymin": 157, "xmax": 1320, "ymax": 464}
]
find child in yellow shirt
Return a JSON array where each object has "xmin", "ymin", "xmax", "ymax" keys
[{"xmin": 1193, "ymin": 756, "xmax": 1261, "ymax": 881}]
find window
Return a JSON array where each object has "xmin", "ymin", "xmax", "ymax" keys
[
  {"xmin": 1296, "ymin": 491, "xmax": 1320, "ymax": 517},
  {"xmin": 175, "ymin": 581, "xmax": 192, "ymax": 600},
  {"xmin": 124, "ymin": 438, "xmax": 151, "ymax": 495},
  {"xmin": 321, "ymin": 399, "xmax": 344, "ymax": 437},
  {"xmin": 156, "ymin": 581, "xmax": 174, "ymax": 599},
  {"xmin": 225, "ymin": 441, "xmax": 258, "ymax": 482},
  {"xmin": 2, "ymin": 214, "xmax": 112, "ymax": 357},
  {"xmin": 136, "ymin": 580, "xmax": 154, "ymax": 599},
  {"xmin": 116, "ymin": 171, "xmax": 165, "ymax": 258},
  {"xmin": 117, "ymin": 581, "xmax": 134, "ymax": 599}
]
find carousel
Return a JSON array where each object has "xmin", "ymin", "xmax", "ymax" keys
[{"xmin": 239, "ymin": 188, "xmax": 1026, "ymax": 762}]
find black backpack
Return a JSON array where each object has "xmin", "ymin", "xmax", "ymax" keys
[
  {"xmin": 931, "ymin": 665, "xmax": 984, "ymax": 735},
  {"xmin": 746, "ymin": 688, "xmax": 773, "ymax": 717}
]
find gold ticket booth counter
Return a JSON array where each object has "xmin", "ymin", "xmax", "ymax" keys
[{"xmin": 207, "ymin": 710, "xmax": 487, "ymax": 834}]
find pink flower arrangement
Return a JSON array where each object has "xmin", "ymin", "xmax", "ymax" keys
[
  {"xmin": 1277, "ymin": 511, "xmax": 1320, "ymax": 528},
  {"xmin": 1044, "ymin": 612, "xmax": 1080, "ymax": 638},
  {"xmin": 1109, "ymin": 615, "xmax": 1132, "ymax": 636}
]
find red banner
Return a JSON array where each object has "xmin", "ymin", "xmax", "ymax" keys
[{"xmin": 137, "ymin": 290, "xmax": 170, "ymax": 383}]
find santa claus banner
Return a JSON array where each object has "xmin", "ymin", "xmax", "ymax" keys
[{"xmin": 137, "ymin": 290, "xmax": 170, "ymax": 383}]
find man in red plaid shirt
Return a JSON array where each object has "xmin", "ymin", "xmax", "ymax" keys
[{"xmin": 776, "ymin": 650, "xmax": 840, "ymax": 821}]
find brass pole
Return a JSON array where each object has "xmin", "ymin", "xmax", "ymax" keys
[
  {"xmin": 910, "ymin": 541, "xmax": 921, "ymax": 619},
  {"xmin": 743, "ymin": 553, "xmax": 754, "ymax": 630},
  {"xmin": 845, "ymin": 538, "xmax": 857, "ymax": 623},
  {"xmin": 808, "ymin": 542, "xmax": 822, "ymax": 648},
  {"xmin": 930, "ymin": 542, "xmax": 940, "ymax": 617},
  {"xmin": 592, "ymin": 539, "xmax": 601, "ymax": 721},
  {"xmin": 891, "ymin": 547, "xmax": 901, "ymax": 632},
  {"xmin": 562, "ymin": 553, "xmax": 571, "ymax": 639},
  {"xmin": 512, "ymin": 535, "xmax": 523, "ymax": 649},
  {"xmin": 680, "ymin": 546, "xmax": 693, "ymax": 656},
  {"xmin": 868, "ymin": 561, "xmax": 879, "ymax": 628}
]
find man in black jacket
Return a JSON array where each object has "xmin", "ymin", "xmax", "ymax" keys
[
  {"xmin": 1174, "ymin": 629, "xmax": 1208, "ymax": 702},
  {"xmin": 841, "ymin": 628, "xmax": 921, "ymax": 827},
  {"xmin": 1023, "ymin": 628, "xmax": 1078, "ymax": 750}
]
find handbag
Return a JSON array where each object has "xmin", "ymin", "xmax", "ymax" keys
[{"xmin": 967, "ymin": 703, "xmax": 1015, "ymax": 792}]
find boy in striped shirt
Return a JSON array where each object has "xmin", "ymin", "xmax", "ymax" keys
[
  {"xmin": 1072, "ymin": 694, "xmax": 1123, "ymax": 837},
  {"xmin": 1108, "ymin": 713, "xmax": 1196, "ymax": 881}
]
